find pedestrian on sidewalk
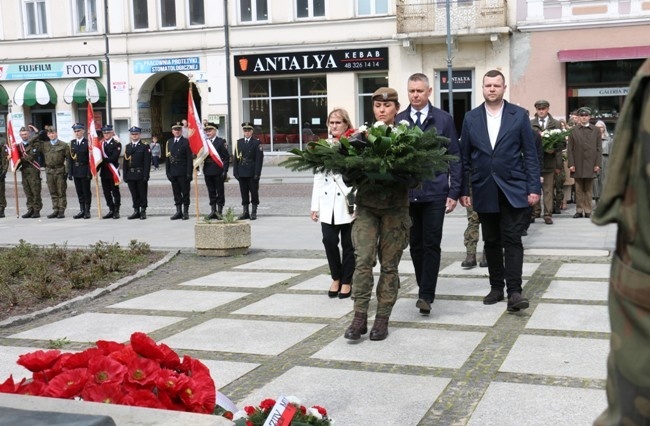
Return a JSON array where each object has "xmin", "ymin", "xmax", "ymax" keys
[
  {"xmin": 166, "ymin": 122, "xmax": 193, "ymax": 221},
  {"xmin": 202, "ymin": 122, "xmax": 230, "ymax": 220},
  {"xmin": 98, "ymin": 125, "xmax": 122, "ymax": 219},
  {"xmin": 124, "ymin": 127, "xmax": 151, "ymax": 220},
  {"xmin": 310, "ymin": 108, "xmax": 355, "ymax": 300},
  {"xmin": 68, "ymin": 123, "xmax": 92, "ymax": 219},
  {"xmin": 459, "ymin": 70, "xmax": 540, "ymax": 312},
  {"xmin": 395, "ymin": 73, "xmax": 462, "ymax": 315},
  {"xmin": 234, "ymin": 122, "xmax": 264, "ymax": 220},
  {"xmin": 567, "ymin": 107, "xmax": 601, "ymax": 218},
  {"xmin": 41, "ymin": 126, "xmax": 68, "ymax": 219}
]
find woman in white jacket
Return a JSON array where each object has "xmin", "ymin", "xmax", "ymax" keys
[{"xmin": 310, "ymin": 108, "xmax": 355, "ymax": 298}]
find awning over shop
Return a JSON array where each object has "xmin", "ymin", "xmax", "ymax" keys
[
  {"xmin": 13, "ymin": 80, "xmax": 58, "ymax": 106},
  {"xmin": 558, "ymin": 46, "xmax": 650, "ymax": 62},
  {"xmin": 63, "ymin": 78, "xmax": 107, "ymax": 104},
  {"xmin": 0, "ymin": 85, "xmax": 9, "ymax": 106}
]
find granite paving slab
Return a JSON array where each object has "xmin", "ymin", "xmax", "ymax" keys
[
  {"xmin": 468, "ymin": 382, "xmax": 606, "ymax": 426},
  {"xmin": 199, "ymin": 359, "xmax": 260, "ymax": 388},
  {"xmin": 391, "ymin": 299, "xmax": 506, "ymax": 327},
  {"xmin": 107, "ymin": 290, "xmax": 250, "ymax": 312},
  {"xmin": 8, "ymin": 313, "xmax": 185, "ymax": 343},
  {"xmin": 542, "ymin": 280, "xmax": 608, "ymax": 301},
  {"xmin": 232, "ymin": 294, "xmax": 352, "ymax": 318},
  {"xmin": 439, "ymin": 261, "xmax": 541, "ymax": 277},
  {"xmin": 525, "ymin": 303, "xmax": 610, "ymax": 333},
  {"xmin": 180, "ymin": 271, "xmax": 298, "ymax": 288},
  {"xmin": 233, "ymin": 258, "xmax": 328, "ymax": 271},
  {"xmin": 289, "ymin": 274, "xmax": 335, "ymax": 291},
  {"xmin": 238, "ymin": 366, "xmax": 451, "ymax": 426},
  {"xmin": 500, "ymin": 334, "xmax": 609, "ymax": 380},
  {"xmin": 312, "ymin": 328, "xmax": 485, "ymax": 369},
  {"xmin": 556, "ymin": 263, "xmax": 611, "ymax": 279},
  {"xmin": 407, "ymin": 277, "xmax": 529, "ymax": 297},
  {"xmin": 162, "ymin": 318, "xmax": 326, "ymax": 356}
]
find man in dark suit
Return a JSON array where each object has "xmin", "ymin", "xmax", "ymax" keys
[
  {"xmin": 124, "ymin": 126, "xmax": 151, "ymax": 220},
  {"xmin": 233, "ymin": 122, "xmax": 264, "ymax": 220},
  {"xmin": 202, "ymin": 122, "xmax": 230, "ymax": 219},
  {"xmin": 98, "ymin": 124, "xmax": 122, "ymax": 219},
  {"xmin": 459, "ymin": 69, "xmax": 541, "ymax": 312},
  {"xmin": 395, "ymin": 73, "xmax": 462, "ymax": 315},
  {"xmin": 166, "ymin": 122, "xmax": 194, "ymax": 220},
  {"xmin": 68, "ymin": 123, "xmax": 92, "ymax": 219}
]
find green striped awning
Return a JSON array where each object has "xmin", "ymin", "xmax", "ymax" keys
[
  {"xmin": 0, "ymin": 85, "xmax": 9, "ymax": 106},
  {"xmin": 13, "ymin": 80, "xmax": 58, "ymax": 106},
  {"xmin": 63, "ymin": 78, "xmax": 107, "ymax": 104}
]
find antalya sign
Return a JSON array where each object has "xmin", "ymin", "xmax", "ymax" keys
[
  {"xmin": 234, "ymin": 48, "xmax": 389, "ymax": 76},
  {"xmin": 0, "ymin": 60, "xmax": 101, "ymax": 81}
]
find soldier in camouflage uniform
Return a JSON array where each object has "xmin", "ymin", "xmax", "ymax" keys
[
  {"xmin": 592, "ymin": 58, "xmax": 650, "ymax": 426},
  {"xmin": 462, "ymin": 185, "xmax": 487, "ymax": 268},
  {"xmin": 0, "ymin": 136, "xmax": 8, "ymax": 218},
  {"xmin": 17, "ymin": 127, "xmax": 44, "ymax": 218},
  {"xmin": 41, "ymin": 127, "xmax": 69, "ymax": 219},
  {"xmin": 344, "ymin": 87, "xmax": 411, "ymax": 342}
]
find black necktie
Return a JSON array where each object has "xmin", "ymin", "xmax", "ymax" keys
[{"xmin": 415, "ymin": 111, "xmax": 424, "ymax": 130}]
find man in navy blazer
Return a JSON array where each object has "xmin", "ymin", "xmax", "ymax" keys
[
  {"xmin": 395, "ymin": 73, "xmax": 462, "ymax": 315},
  {"xmin": 459, "ymin": 70, "xmax": 541, "ymax": 312}
]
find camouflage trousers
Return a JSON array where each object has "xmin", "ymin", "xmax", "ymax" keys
[
  {"xmin": 464, "ymin": 204, "xmax": 480, "ymax": 254},
  {"xmin": 555, "ymin": 168, "xmax": 565, "ymax": 209},
  {"xmin": 21, "ymin": 169, "xmax": 42, "ymax": 211},
  {"xmin": 0, "ymin": 178, "xmax": 6, "ymax": 208},
  {"xmin": 46, "ymin": 172, "xmax": 67, "ymax": 211},
  {"xmin": 351, "ymin": 205, "xmax": 410, "ymax": 317}
]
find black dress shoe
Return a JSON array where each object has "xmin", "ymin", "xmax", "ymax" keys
[
  {"xmin": 338, "ymin": 284, "xmax": 351, "ymax": 299},
  {"xmin": 584, "ymin": 213, "xmax": 591, "ymax": 218},
  {"xmin": 328, "ymin": 281, "xmax": 340, "ymax": 298},
  {"xmin": 553, "ymin": 208, "xmax": 561, "ymax": 215},
  {"xmin": 507, "ymin": 292, "xmax": 530, "ymax": 312},
  {"xmin": 573, "ymin": 213, "xmax": 583, "ymax": 218},
  {"xmin": 483, "ymin": 288, "xmax": 504, "ymax": 305},
  {"xmin": 416, "ymin": 299, "xmax": 431, "ymax": 315}
]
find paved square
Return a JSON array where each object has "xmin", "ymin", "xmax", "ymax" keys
[
  {"xmin": 556, "ymin": 263, "xmax": 611, "ymax": 279},
  {"xmin": 232, "ymin": 294, "xmax": 352, "ymax": 318},
  {"xmin": 439, "ymin": 262, "xmax": 540, "ymax": 277},
  {"xmin": 391, "ymin": 299, "xmax": 505, "ymax": 326},
  {"xmin": 289, "ymin": 274, "xmax": 334, "ymax": 291},
  {"xmin": 543, "ymin": 280, "xmax": 608, "ymax": 301},
  {"xmin": 162, "ymin": 318, "xmax": 326, "ymax": 356},
  {"xmin": 500, "ymin": 334, "xmax": 609, "ymax": 379},
  {"xmin": 407, "ymin": 277, "xmax": 528, "ymax": 297},
  {"xmin": 199, "ymin": 359, "xmax": 260, "ymax": 388},
  {"xmin": 234, "ymin": 258, "xmax": 328, "ymax": 271},
  {"xmin": 526, "ymin": 303, "xmax": 610, "ymax": 333},
  {"xmin": 8, "ymin": 313, "xmax": 185, "ymax": 343},
  {"xmin": 180, "ymin": 271, "xmax": 298, "ymax": 288},
  {"xmin": 238, "ymin": 366, "xmax": 451, "ymax": 426},
  {"xmin": 108, "ymin": 290, "xmax": 250, "ymax": 312},
  {"xmin": 468, "ymin": 382, "xmax": 606, "ymax": 426},
  {"xmin": 312, "ymin": 328, "xmax": 485, "ymax": 369}
]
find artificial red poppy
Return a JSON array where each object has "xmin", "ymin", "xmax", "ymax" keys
[
  {"xmin": 125, "ymin": 356, "xmax": 160, "ymax": 387},
  {"xmin": 81, "ymin": 382, "xmax": 125, "ymax": 404},
  {"xmin": 88, "ymin": 355, "xmax": 127, "ymax": 385},
  {"xmin": 16, "ymin": 379, "xmax": 47, "ymax": 396},
  {"xmin": 130, "ymin": 332, "xmax": 165, "ymax": 360},
  {"xmin": 0, "ymin": 376, "xmax": 19, "ymax": 394},
  {"xmin": 62, "ymin": 348, "xmax": 103, "ymax": 369},
  {"xmin": 157, "ymin": 343, "xmax": 181, "ymax": 370},
  {"xmin": 96, "ymin": 340, "xmax": 126, "ymax": 355},
  {"xmin": 179, "ymin": 355, "xmax": 211, "ymax": 378},
  {"xmin": 17, "ymin": 349, "xmax": 61, "ymax": 372},
  {"xmin": 178, "ymin": 373, "xmax": 216, "ymax": 414},
  {"xmin": 108, "ymin": 345, "xmax": 138, "ymax": 366},
  {"xmin": 121, "ymin": 389, "xmax": 166, "ymax": 410},
  {"xmin": 43, "ymin": 368, "xmax": 88, "ymax": 399},
  {"xmin": 157, "ymin": 388, "xmax": 187, "ymax": 412},
  {"xmin": 155, "ymin": 369, "xmax": 189, "ymax": 395}
]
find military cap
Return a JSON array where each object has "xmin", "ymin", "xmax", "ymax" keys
[
  {"xmin": 128, "ymin": 126, "xmax": 142, "ymax": 133},
  {"xmin": 204, "ymin": 122, "xmax": 219, "ymax": 130},
  {"xmin": 372, "ymin": 87, "xmax": 399, "ymax": 102},
  {"xmin": 577, "ymin": 107, "xmax": 592, "ymax": 116},
  {"xmin": 72, "ymin": 123, "xmax": 85, "ymax": 130},
  {"xmin": 101, "ymin": 124, "xmax": 114, "ymax": 132},
  {"xmin": 171, "ymin": 122, "xmax": 183, "ymax": 129},
  {"xmin": 534, "ymin": 99, "xmax": 550, "ymax": 108},
  {"xmin": 242, "ymin": 122, "xmax": 254, "ymax": 130}
]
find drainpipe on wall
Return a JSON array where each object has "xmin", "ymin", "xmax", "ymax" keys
[
  {"xmin": 104, "ymin": 0, "xmax": 112, "ymax": 123},
  {"xmin": 445, "ymin": 0, "xmax": 454, "ymax": 118},
  {"xmin": 223, "ymin": 0, "xmax": 233, "ymax": 146}
]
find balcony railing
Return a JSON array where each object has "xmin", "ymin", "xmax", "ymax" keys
[{"xmin": 396, "ymin": 0, "xmax": 507, "ymax": 35}]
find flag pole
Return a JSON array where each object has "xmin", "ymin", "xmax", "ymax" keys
[
  {"xmin": 13, "ymin": 170, "xmax": 19, "ymax": 218},
  {"xmin": 194, "ymin": 166, "xmax": 200, "ymax": 219},
  {"xmin": 94, "ymin": 175, "xmax": 102, "ymax": 218}
]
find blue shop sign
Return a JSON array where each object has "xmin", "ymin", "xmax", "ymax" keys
[{"xmin": 134, "ymin": 57, "xmax": 200, "ymax": 74}]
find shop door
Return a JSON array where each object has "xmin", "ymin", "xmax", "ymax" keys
[{"xmin": 31, "ymin": 111, "xmax": 55, "ymax": 130}]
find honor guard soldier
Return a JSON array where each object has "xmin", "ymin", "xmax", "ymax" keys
[
  {"xmin": 68, "ymin": 123, "xmax": 92, "ymax": 219},
  {"xmin": 124, "ymin": 126, "xmax": 151, "ymax": 220},
  {"xmin": 17, "ymin": 126, "xmax": 44, "ymax": 218},
  {"xmin": 0, "ymin": 136, "xmax": 8, "ymax": 218},
  {"xmin": 166, "ymin": 122, "xmax": 193, "ymax": 220},
  {"xmin": 233, "ymin": 122, "xmax": 264, "ymax": 220},
  {"xmin": 41, "ymin": 127, "xmax": 69, "ymax": 219},
  {"xmin": 202, "ymin": 122, "xmax": 230, "ymax": 219},
  {"xmin": 99, "ymin": 124, "xmax": 122, "ymax": 219}
]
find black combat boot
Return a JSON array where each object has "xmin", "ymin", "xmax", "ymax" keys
[
  {"xmin": 369, "ymin": 315, "xmax": 390, "ymax": 341},
  {"xmin": 461, "ymin": 253, "xmax": 477, "ymax": 268},
  {"xmin": 31, "ymin": 210, "xmax": 41, "ymax": 219},
  {"xmin": 83, "ymin": 203, "xmax": 91, "ymax": 219},
  {"xmin": 22, "ymin": 208, "xmax": 34, "ymax": 219},
  {"xmin": 182, "ymin": 205, "xmax": 189, "ymax": 220},
  {"xmin": 207, "ymin": 205, "xmax": 218, "ymax": 220},
  {"xmin": 344, "ymin": 311, "xmax": 368, "ymax": 340},
  {"xmin": 103, "ymin": 208, "xmax": 114, "ymax": 219},
  {"xmin": 250, "ymin": 205, "xmax": 258, "ymax": 220},
  {"xmin": 170, "ymin": 205, "xmax": 182, "ymax": 220},
  {"xmin": 140, "ymin": 208, "xmax": 147, "ymax": 220},
  {"xmin": 47, "ymin": 210, "xmax": 59, "ymax": 219},
  {"xmin": 57, "ymin": 210, "xmax": 65, "ymax": 219},
  {"xmin": 128, "ymin": 208, "xmax": 140, "ymax": 220},
  {"xmin": 113, "ymin": 206, "xmax": 120, "ymax": 219},
  {"xmin": 0, "ymin": 207, "xmax": 5, "ymax": 218},
  {"xmin": 73, "ymin": 205, "xmax": 84, "ymax": 219},
  {"xmin": 216, "ymin": 204, "xmax": 224, "ymax": 220},
  {"xmin": 479, "ymin": 252, "xmax": 488, "ymax": 268},
  {"xmin": 238, "ymin": 205, "xmax": 250, "ymax": 220}
]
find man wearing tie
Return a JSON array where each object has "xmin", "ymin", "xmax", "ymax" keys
[
  {"xmin": 166, "ymin": 122, "xmax": 193, "ymax": 220},
  {"xmin": 68, "ymin": 123, "xmax": 92, "ymax": 219},
  {"xmin": 124, "ymin": 126, "xmax": 151, "ymax": 220},
  {"xmin": 202, "ymin": 122, "xmax": 230, "ymax": 219},
  {"xmin": 395, "ymin": 73, "xmax": 462, "ymax": 315},
  {"xmin": 98, "ymin": 124, "xmax": 122, "ymax": 219},
  {"xmin": 233, "ymin": 122, "xmax": 264, "ymax": 220},
  {"xmin": 530, "ymin": 99, "xmax": 563, "ymax": 224}
]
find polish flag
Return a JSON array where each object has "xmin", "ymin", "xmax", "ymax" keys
[
  {"xmin": 87, "ymin": 102, "xmax": 103, "ymax": 177},
  {"xmin": 6, "ymin": 120, "xmax": 22, "ymax": 173},
  {"xmin": 187, "ymin": 88, "xmax": 223, "ymax": 168}
]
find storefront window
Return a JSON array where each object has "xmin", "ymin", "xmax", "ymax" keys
[
  {"xmin": 241, "ymin": 76, "xmax": 327, "ymax": 152},
  {"xmin": 358, "ymin": 73, "xmax": 388, "ymax": 126}
]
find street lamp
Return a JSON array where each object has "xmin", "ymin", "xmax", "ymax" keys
[{"xmin": 445, "ymin": 0, "xmax": 454, "ymax": 118}]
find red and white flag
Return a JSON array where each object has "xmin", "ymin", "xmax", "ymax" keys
[
  {"xmin": 6, "ymin": 120, "xmax": 22, "ymax": 173},
  {"xmin": 87, "ymin": 102, "xmax": 103, "ymax": 177},
  {"xmin": 187, "ymin": 88, "xmax": 223, "ymax": 168}
]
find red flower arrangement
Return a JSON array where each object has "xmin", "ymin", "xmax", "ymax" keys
[
  {"xmin": 0, "ymin": 332, "xmax": 216, "ymax": 414},
  {"xmin": 215, "ymin": 396, "xmax": 332, "ymax": 425}
]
